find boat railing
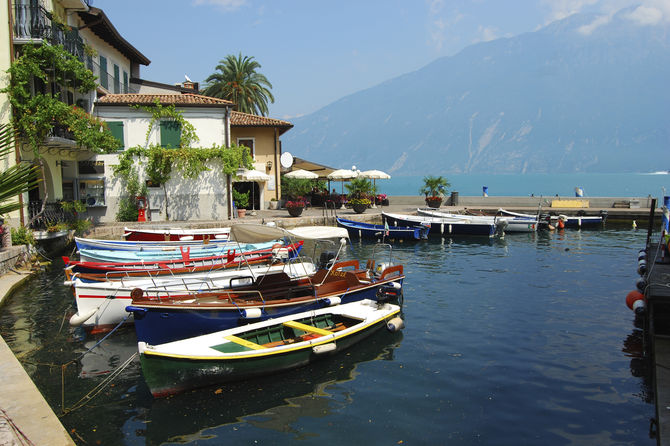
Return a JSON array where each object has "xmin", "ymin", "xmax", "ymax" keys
[{"xmin": 371, "ymin": 243, "xmax": 394, "ymax": 266}]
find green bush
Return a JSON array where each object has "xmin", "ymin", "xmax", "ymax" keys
[
  {"xmin": 116, "ymin": 196, "xmax": 139, "ymax": 222},
  {"xmin": 11, "ymin": 226, "xmax": 34, "ymax": 245}
]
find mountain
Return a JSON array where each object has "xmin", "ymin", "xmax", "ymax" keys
[{"xmin": 283, "ymin": 9, "xmax": 670, "ymax": 174}]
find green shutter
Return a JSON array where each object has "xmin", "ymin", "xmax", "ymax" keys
[
  {"xmin": 123, "ymin": 71, "xmax": 129, "ymax": 93},
  {"xmin": 160, "ymin": 121, "xmax": 181, "ymax": 148},
  {"xmin": 107, "ymin": 121, "xmax": 124, "ymax": 151},
  {"xmin": 113, "ymin": 65, "xmax": 120, "ymax": 93},
  {"xmin": 99, "ymin": 56, "xmax": 108, "ymax": 89}
]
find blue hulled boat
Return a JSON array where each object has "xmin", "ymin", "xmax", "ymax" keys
[{"xmin": 336, "ymin": 217, "xmax": 429, "ymax": 240}]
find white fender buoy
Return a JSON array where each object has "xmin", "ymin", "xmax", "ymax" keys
[
  {"xmin": 633, "ymin": 299, "xmax": 645, "ymax": 314},
  {"xmin": 387, "ymin": 317, "xmax": 405, "ymax": 332},
  {"xmin": 324, "ymin": 296, "xmax": 341, "ymax": 306},
  {"xmin": 313, "ymin": 343, "xmax": 337, "ymax": 354},
  {"xmin": 389, "ymin": 282, "xmax": 402, "ymax": 290},
  {"xmin": 241, "ymin": 308, "xmax": 262, "ymax": 318},
  {"xmin": 69, "ymin": 308, "xmax": 97, "ymax": 326}
]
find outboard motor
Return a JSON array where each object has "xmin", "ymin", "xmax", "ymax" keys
[
  {"xmin": 600, "ymin": 210, "xmax": 608, "ymax": 223},
  {"xmin": 376, "ymin": 281, "xmax": 402, "ymax": 303},
  {"xmin": 538, "ymin": 213, "xmax": 551, "ymax": 229},
  {"xmin": 318, "ymin": 251, "xmax": 336, "ymax": 270}
]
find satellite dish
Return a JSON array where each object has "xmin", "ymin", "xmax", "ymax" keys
[{"xmin": 280, "ymin": 152, "xmax": 294, "ymax": 169}]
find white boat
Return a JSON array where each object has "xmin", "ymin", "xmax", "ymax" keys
[
  {"xmin": 498, "ymin": 208, "xmax": 606, "ymax": 228},
  {"xmin": 124, "ymin": 226, "xmax": 230, "ymax": 241},
  {"xmin": 75, "ymin": 236, "xmax": 238, "ymax": 252},
  {"xmin": 416, "ymin": 208, "xmax": 538, "ymax": 233}
]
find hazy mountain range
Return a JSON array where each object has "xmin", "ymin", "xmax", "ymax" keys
[{"xmin": 283, "ymin": 8, "xmax": 670, "ymax": 174}]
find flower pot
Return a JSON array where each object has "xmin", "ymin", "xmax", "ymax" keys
[
  {"xmin": 287, "ymin": 206, "xmax": 304, "ymax": 217},
  {"xmin": 237, "ymin": 208, "xmax": 246, "ymax": 218},
  {"xmin": 269, "ymin": 200, "xmax": 279, "ymax": 210},
  {"xmin": 426, "ymin": 198, "xmax": 442, "ymax": 208},
  {"xmin": 352, "ymin": 203, "xmax": 368, "ymax": 214}
]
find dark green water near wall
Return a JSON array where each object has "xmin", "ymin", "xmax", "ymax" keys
[{"xmin": 0, "ymin": 225, "xmax": 657, "ymax": 445}]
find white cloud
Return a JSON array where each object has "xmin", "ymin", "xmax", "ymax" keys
[
  {"xmin": 625, "ymin": 0, "xmax": 670, "ymax": 25},
  {"xmin": 192, "ymin": 0, "xmax": 247, "ymax": 12},
  {"xmin": 543, "ymin": 0, "xmax": 600, "ymax": 22},
  {"xmin": 426, "ymin": 0, "xmax": 464, "ymax": 52}
]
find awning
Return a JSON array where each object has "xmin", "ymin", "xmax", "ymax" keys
[
  {"xmin": 236, "ymin": 169, "xmax": 271, "ymax": 181},
  {"xmin": 290, "ymin": 157, "xmax": 337, "ymax": 179}
]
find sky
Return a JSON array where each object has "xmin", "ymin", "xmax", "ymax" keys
[{"xmin": 94, "ymin": 0, "xmax": 670, "ymax": 120}]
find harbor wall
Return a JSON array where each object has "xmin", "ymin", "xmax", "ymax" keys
[{"xmin": 389, "ymin": 195, "xmax": 654, "ymax": 209}]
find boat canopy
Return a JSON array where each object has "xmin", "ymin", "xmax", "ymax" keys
[
  {"xmin": 286, "ymin": 226, "xmax": 349, "ymax": 240},
  {"xmin": 230, "ymin": 224, "xmax": 350, "ymax": 243}
]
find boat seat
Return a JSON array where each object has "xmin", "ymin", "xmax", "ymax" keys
[
  {"xmin": 282, "ymin": 320, "xmax": 332, "ymax": 336},
  {"xmin": 221, "ymin": 335, "xmax": 264, "ymax": 351}
]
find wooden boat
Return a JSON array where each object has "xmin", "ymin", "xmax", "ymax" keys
[
  {"xmin": 63, "ymin": 242, "xmax": 302, "ymax": 277},
  {"xmin": 74, "ymin": 236, "xmax": 235, "ymax": 252},
  {"xmin": 137, "ymin": 299, "xmax": 404, "ymax": 397},
  {"xmin": 416, "ymin": 208, "xmax": 537, "ymax": 233},
  {"xmin": 382, "ymin": 212, "xmax": 496, "ymax": 237},
  {"xmin": 125, "ymin": 258, "xmax": 404, "ymax": 345},
  {"xmin": 124, "ymin": 226, "xmax": 230, "ymax": 241},
  {"xmin": 67, "ymin": 260, "xmax": 318, "ymax": 330},
  {"xmin": 336, "ymin": 217, "xmax": 429, "ymax": 240}
]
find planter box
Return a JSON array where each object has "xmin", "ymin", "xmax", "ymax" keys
[{"xmin": 287, "ymin": 207, "xmax": 304, "ymax": 217}]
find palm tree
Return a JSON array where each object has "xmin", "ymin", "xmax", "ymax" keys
[
  {"xmin": 419, "ymin": 175, "xmax": 450, "ymax": 198},
  {"xmin": 203, "ymin": 53, "xmax": 275, "ymax": 116},
  {"xmin": 0, "ymin": 123, "xmax": 41, "ymax": 217}
]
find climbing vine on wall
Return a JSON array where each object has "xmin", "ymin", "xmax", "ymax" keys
[{"xmin": 2, "ymin": 43, "xmax": 119, "ymax": 154}]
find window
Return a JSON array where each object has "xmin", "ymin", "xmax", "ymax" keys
[
  {"xmin": 99, "ymin": 56, "xmax": 108, "ymax": 89},
  {"xmin": 113, "ymin": 64, "xmax": 120, "ymax": 93},
  {"xmin": 123, "ymin": 71, "xmax": 129, "ymax": 94},
  {"xmin": 106, "ymin": 121, "xmax": 124, "ymax": 150},
  {"xmin": 160, "ymin": 121, "xmax": 181, "ymax": 148},
  {"xmin": 237, "ymin": 138, "xmax": 255, "ymax": 157},
  {"xmin": 79, "ymin": 179, "xmax": 105, "ymax": 206},
  {"xmin": 86, "ymin": 54, "xmax": 93, "ymax": 72}
]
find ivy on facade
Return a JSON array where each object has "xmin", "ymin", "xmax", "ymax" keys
[{"xmin": 2, "ymin": 43, "xmax": 119, "ymax": 154}]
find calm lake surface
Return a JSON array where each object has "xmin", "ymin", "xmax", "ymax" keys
[{"xmin": 0, "ymin": 224, "xmax": 657, "ymax": 445}]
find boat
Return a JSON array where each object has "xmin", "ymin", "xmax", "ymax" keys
[
  {"xmin": 336, "ymin": 217, "xmax": 429, "ymax": 240},
  {"xmin": 499, "ymin": 209, "xmax": 606, "ymax": 229},
  {"xmin": 136, "ymin": 299, "xmax": 404, "ymax": 397},
  {"xmin": 77, "ymin": 241, "xmax": 277, "ymax": 263},
  {"xmin": 125, "ymin": 257, "xmax": 404, "ymax": 345},
  {"xmin": 382, "ymin": 212, "xmax": 496, "ymax": 237},
  {"xmin": 74, "ymin": 236, "xmax": 235, "ymax": 252},
  {"xmin": 63, "ymin": 242, "xmax": 302, "ymax": 278},
  {"xmin": 124, "ymin": 226, "xmax": 230, "ymax": 241},
  {"xmin": 416, "ymin": 208, "xmax": 537, "ymax": 233}
]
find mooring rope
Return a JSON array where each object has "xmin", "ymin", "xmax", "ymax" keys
[{"xmin": 0, "ymin": 408, "xmax": 36, "ymax": 446}]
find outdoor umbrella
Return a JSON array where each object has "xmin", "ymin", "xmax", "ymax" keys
[
  {"xmin": 327, "ymin": 169, "xmax": 359, "ymax": 209},
  {"xmin": 237, "ymin": 169, "xmax": 270, "ymax": 211},
  {"xmin": 359, "ymin": 170, "xmax": 391, "ymax": 207},
  {"xmin": 284, "ymin": 169, "xmax": 319, "ymax": 179}
]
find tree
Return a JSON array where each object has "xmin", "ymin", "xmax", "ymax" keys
[
  {"xmin": 419, "ymin": 175, "xmax": 450, "ymax": 198},
  {"xmin": 203, "ymin": 53, "xmax": 275, "ymax": 116},
  {"xmin": 0, "ymin": 123, "xmax": 41, "ymax": 217},
  {"xmin": 345, "ymin": 177, "xmax": 376, "ymax": 199}
]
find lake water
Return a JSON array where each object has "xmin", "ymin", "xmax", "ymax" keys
[
  {"xmin": 0, "ymin": 224, "xmax": 658, "ymax": 445},
  {"xmin": 378, "ymin": 173, "xmax": 669, "ymax": 198}
]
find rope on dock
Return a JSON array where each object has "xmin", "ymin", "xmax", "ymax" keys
[{"xmin": 0, "ymin": 408, "xmax": 36, "ymax": 446}]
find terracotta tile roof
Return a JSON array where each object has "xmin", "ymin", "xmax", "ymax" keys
[
  {"xmin": 230, "ymin": 111, "xmax": 293, "ymax": 129},
  {"xmin": 97, "ymin": 93, "xmax": 234, "ymax": 107}
]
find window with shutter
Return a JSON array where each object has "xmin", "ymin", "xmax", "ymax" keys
[
  {"xmin": 113, "ymin": 65, "xmax": 120, "ymax": 93},
  {"xmin": 160, "ymin": 121, "xmax": 181, "ymax": 148},
  {"xmin": 107, "ymin": 121, "xmax": 124, "ymax": 151}
]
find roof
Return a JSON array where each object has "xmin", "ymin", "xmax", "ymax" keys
[
  {"xmin": 230, "ymin": 111, "xmax": 294, "ymax": 134},
  {"xmin": 77, "ymin": 7, "xmax": 150, "ymax": 66},
  {"xmin": 290, "ymin": 157, "xmax": 337, "ymax": 178},
  {"xmin": 96, "ymin": 93, "xmax": 234, "ymax": 107}
]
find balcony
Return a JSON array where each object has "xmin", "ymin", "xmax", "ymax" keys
[
  {"xmin": 12, "ymin": 2, "xmax": 85, "ymax": 62},
  {"xmin": 44, "ymin": 123, "xmax": 77, "ymax": 148}
]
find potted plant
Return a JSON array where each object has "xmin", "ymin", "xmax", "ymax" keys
[
  {"xmin": 233, "ymin": 189, "xmax": 249, "ymax": 218},
  {"xmin": 420, "ymin": 175, "xmax": 450, "ymax": 208},
  {"xmin": 285, "ymin": 199, "xmax": 306, "ymax": 217},
  {"xmin": 269, "ymin": 198, "xmax": 279, "ymax": 210},
  {"xmin": 350, "ymin": 197, "xmax": 371, "ymax": 214}
]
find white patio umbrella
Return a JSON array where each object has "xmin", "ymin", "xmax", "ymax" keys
[
  {"xmin": 284, "ymin": 169, "xmax": 319, "ymax": 179},
  {"xmin": 328, "ymin": 169, "xmax": 359, "ymax": 208},
  {"xmin": 237, "ymin": 169, "xmax": 270, "ymax": 211},
  {"xmin": 359, "ymin": 170, "xmax": 391, "ymax": 207}
]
